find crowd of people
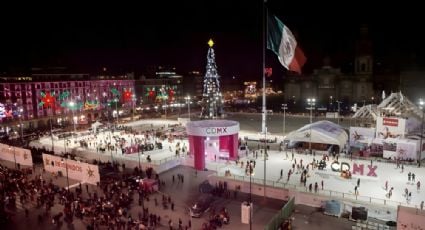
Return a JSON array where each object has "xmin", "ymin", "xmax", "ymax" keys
[
  {"xmin": 0, "ymin": 164, "xmax": 59, "ymax": 225},
  {"xmin": 0, "ymin": 161, "xmax": 199, "ymax": 229},
  {"xmin": 73, "ymin": 124, "xmax": 186, "ymax": 157}
]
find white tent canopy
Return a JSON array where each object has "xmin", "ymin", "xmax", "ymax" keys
[
  {"xmin": 91, "ymin": 121, "xmax": 103, "ymax": 133},
  {"xmin": 284, "ymin": 120, "xmax": 348, "ymax": 150}
]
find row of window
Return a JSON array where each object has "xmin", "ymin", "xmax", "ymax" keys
[
  {"xmin": 0, "ymin": 81, "xmax": 134, "ymax": 91},
  {"xmin": 1, "ymin": 86, "xmax": 133, "ymax": 98}
]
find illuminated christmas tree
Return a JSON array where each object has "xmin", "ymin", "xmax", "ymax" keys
[{"xmin": 200, "ymin": 39, "xmax": 224, "ymax": 119}]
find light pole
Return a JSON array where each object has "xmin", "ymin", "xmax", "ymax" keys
[
  {"xmin": 138, "ymin": 146, "xmax": 141, "ymax": 172},
  {"xmin": 336, "ymin": 100, "xmax": 342, "ymax": 125},
  {"xmin": 185, "ymin": 96, "xmax": 191, "ymax": 120},
  {"xmin": 110, "ymin": 144, "xmax": 114, "ymax": 163},
  {"xmin": 282, "ymin": 103, "xmax": 287, "ymax": 136},
  {"xmin": 103, "ymin": 92, "xmax": 110, "ymax": 126},
  {"xmin": 163, "ymin": 99, "xmax": 167, "ymax": 119},
  {"xmin": 419, "ymin": 99, "xmax": 424, "ymax": 167},
  {"xmin": 307, "ymin": 98, "xmax": 316, "ymax": 155},
  {"xmin": 61, "ymin": 158, "xmax": 70, "ymax": 190},
  {"xmin": 114, "ymin": 98, "xmax": 119, "ymax": 126},
  {"xmin": 9, "ymin": 146, "xmax": 17, "ymax": 169},
  {"xmin": 132, "ymin": 96, "xmax": 136, "ymax": 121},
  {"xmin": 19, "ymin": 108, "xmax": 24, "ymax": 144},
  {"xmin": 249, "ymin": 162, "xmax": 254, "ymax": 230},
  {"xmin": 49, "ymin": 114, "xmax": 55, "ymax": 152},
  {"xmin": 64, "ymin": 138, "xmax": 67, "ymax": 154},
  {"xmin": 69, "ymin": 101, "xmax": 77, "ymax": 141}
]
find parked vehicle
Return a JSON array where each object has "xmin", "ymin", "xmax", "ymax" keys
[{"xmin": 189, "ymin": 194, "xmax": 215, "ymax": 218}]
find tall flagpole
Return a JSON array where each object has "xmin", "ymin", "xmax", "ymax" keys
[
  {"xmin": 262, "ymin": 2, "xmax": 267, "ymax": 135},
  {"xmin": 262, "ymin": 0, "xmax": 268, "ymax": 200}
]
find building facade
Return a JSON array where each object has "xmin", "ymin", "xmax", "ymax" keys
[
  {"xmin": 283, "ymin": 27, "xmax": 376, "ymax": 111},
  {"xmin": 135, "ymin": 66, "xmax": 184, "ymax": 109},
  {"xmin": 0, "ymin": 72, "xmax": 135, "ymax": 130}
]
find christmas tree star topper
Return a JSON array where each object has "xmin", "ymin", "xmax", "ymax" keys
[{"xmin": 208, "ymin": 39, "xmax": 214, "ymax": 47}]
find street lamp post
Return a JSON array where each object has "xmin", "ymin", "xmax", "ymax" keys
[
  {"xmin": 138, "ymin": 146, "xmax": 141, "ymax": 172},
  {"xmin": 419, "ymin": 99, "xmax": 424, "ymax": 167},
  {"xmin": 49, "ymin": 110, "xmax": 54, "ymax": 152},
  {"xmin": 69, "ymin": 101, "xmax": 77, "ymax": 141},
  {"xmin": 282, "ymin": 103, "xmax": 287, "ymax": 136},
  {"xmin": 132, "ymin": 96, "xmax": 136, "ymax": 121},
  {"xmin": 114, "ymin": 98, "xmax": 119, "ymax": 126},
  {"xmin": 249, "ymin": 162, "xmax": 254, "ymax": 230},
  {"xmin": 9, "ymin": 146, "xmax": 17, "ymax": 169},
  {"xmin": 307, "ymin": 98, "xmax": 316, "ymax": 155},
  {"xmin": 103, "ymin": 92, "xmax": 110, "ymax": 127},
  {"xmin": 64, "ymin": 138, "xmax": 67, "ymax": 154},
  {"xmin": 185, "ymin": 96, "xmax": 191, "ymax": 120},
  {"xmin": 19, "ymin": 108, "xmax": 24, "ymax": 144},
  {"xmin": 420, "ymin": 113, "xmax": 424, "ymax": 167},
  {"xmin": 62, "ymin": 158, "xmax": 70, "ymax": 190},
  {"xmin": 336, "ymin": 100, "xmax": 342, "ymax": 125},
  {"xmin": 163, "ymin": 99, "xmax": 167, "ymax": 119},
  {"xmin": 110, "ymin": 145, "xmax": 114, "ymax": 163}
]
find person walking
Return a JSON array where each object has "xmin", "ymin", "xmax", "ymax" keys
[
  {"xmin": 280, "ymin": 169, "xmax": 283, "ymax": 178},
  {"xmin": 314, "ymin": 182, "xmax": 318, "ymax": 193},
  {"xmin": 417, "ymin": 181, "xmax": 421, "ymax": 191},
  {"xmin": 412, "ymin": 173, "xmax": 416, "ymax": 182},
  {"xmin": 408, "ymin": 172, "xmax": 411, "ymax": 182},
  {"xmin": 421, "ymin": 201, "xmax": 424, "ymax": 210},
  {"xmin": 321, "ymin": 180, "xmax": 324, "ymax": 190}
]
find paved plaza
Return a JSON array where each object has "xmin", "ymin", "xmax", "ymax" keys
[{"xmin": 24, "ymin": 113, "xmax": 425, "ymax": 226}]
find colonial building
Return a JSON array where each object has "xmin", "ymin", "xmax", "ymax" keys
[
  {"xmin": 135, "ymin": 66, "xmax": 183, "ymax": 107},
  {"xmin": 283, "ymin": 26, "xmax": 375, "ymax": 110},
  {"xmin": 0, "ymin": 70, "xmax": 135, "ymax": 129}
]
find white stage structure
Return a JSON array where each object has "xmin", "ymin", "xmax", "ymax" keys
[
  {"xmin": 350, "ymin": 92, "xmax": 425, "ymax": 160},
  {"xmin": 284, "ymin": 120, "xmax": 348, "ymax": 151}
]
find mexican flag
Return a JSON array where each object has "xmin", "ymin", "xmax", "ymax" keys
[{"xmin": 267, "ymin": 14, "xmax": 306, "ymax": 74}]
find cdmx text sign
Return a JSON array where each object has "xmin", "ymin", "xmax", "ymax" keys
[
  {"xmin": 331, "ymin": 162, "xmax": 378, "ymax": 177},
  {"xmin": 205, "ymin": 127, "xmax": 228, "ymax": 135}
]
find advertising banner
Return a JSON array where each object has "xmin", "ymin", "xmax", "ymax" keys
[
  {"xmin": 349, "ymin": 127, "xmax": 376, "ymax": 146},
  {"xmin": 42, "ymin": 153, "xmax": 100, "ymax": 185},
  {"xmin": 383, "ymin": 140, "xmax": 397, "ymax": 159},
  {"xmin": 0, "ymin": 143, "xmax": 33, "ymax": 166},
  {"xmin": 376, "ymin": 117, "xmax": 406, "ymax": 139},
  {"xmin": 396, "ymin": 141, "xmax": 417, "ymax": 160}
]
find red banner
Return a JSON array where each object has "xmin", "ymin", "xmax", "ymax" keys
[
  {"xmin": 265, "ymin": 67, "xmax": 272, "ymax": 77},
  {"xmin": 383, "ymin": 118, "xmax": 398, "ymax": 127}
]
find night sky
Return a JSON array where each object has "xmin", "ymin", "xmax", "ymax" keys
[{"xmin": 0, "ymin": 1, "xmax": 424, "ymax": 80}]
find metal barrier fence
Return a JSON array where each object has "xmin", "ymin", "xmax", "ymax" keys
[
  {"xmin": 215, "ymin": 171, "xmax": 418, "ymax": 209},
  {"xmin": 264, "ymin": 197, "xmax": 295, "ymax": 230}
]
